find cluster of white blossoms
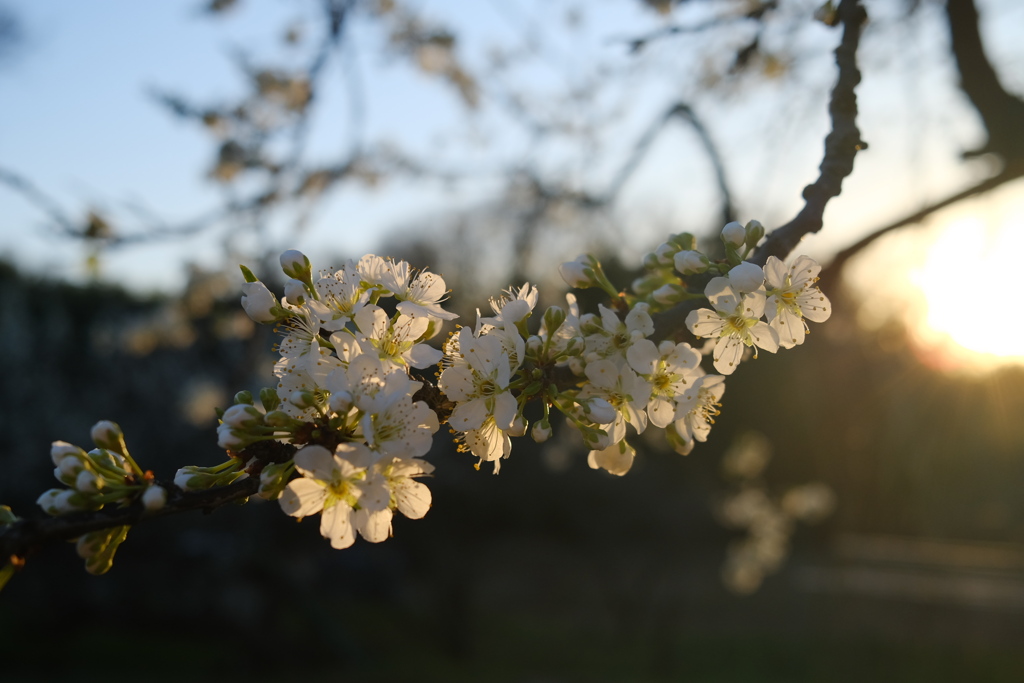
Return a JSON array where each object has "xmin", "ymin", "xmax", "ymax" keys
[
  {"xmin": 28, "ymin": 220, "xmax": 832, "ymax": 567},
  {"xmin": 436, "ymin": 220, "xmax": 831, "ymax": 478},
  {"xmin": 198, "ymin": 250, "xmax": 453, "ymax": 549}
]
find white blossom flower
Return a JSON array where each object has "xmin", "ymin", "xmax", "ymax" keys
[
  {"xmin": 439, "ymin": 328, "xmax": 517, "ymax": 433},
  {"xmin": 312, "ymin": 266, "xmax": 370, "ymax": 331},
  {"xmin": 395, "ymin": 270, "xmax": 458, "ymax": 321},
  {"xmin": 626, "ymin": 339, "xmax": 703, "ymax": 428},
  {"xmin": 763, "ymin": 255, "xmax": 832, "ymax": 349},
  {"xmin": 672, "ymin": 374, "xmax": 726, "ymax": 446},
  {"xmin": 685, "ymin": 277, "xmax": 779, "ymax": 374},
  {"xmin": 274, "ymin": 350, "xmax": 340, "ymax": 419},
  {"xmin": 353, "ymin": 305, "xmax": 442, "ymax": 369},
  {"xmin": 478, "ymin": 283, "xmax": 539, "ymax": 329},
  {"xmin": 463, "ymin": 415, "xmax": 513, "ymax": 473},
  {"xmin": 279, "ymin": 444, "xmax": 366, "ymax": 549},
  {"xmin": 577, "ymin": 359, "xmax": 652, "ymax": 444},
  {"xmin": 587, "ymin": 439, "xmax": 636, "ymax": 476},
  {"xmin": 361, "ymin": 395, "xmax": 439, "ymax": 461},
  {"xmin": 276, "ymin": 304, "xmax": 326, "ymax": 375},
  {"xmin": 326, "ymin": 353, "xmax": 416, "ymax": 417},
  {"xmin": 583, "ymin": 303, "xmax": 654, "ymax": 364},
  {"xmin": 380, "ymin": 456, "xmax": 434, "ymax": 520}
]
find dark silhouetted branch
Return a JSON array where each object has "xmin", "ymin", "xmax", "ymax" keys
[
  {"xmin": 1, "ymin": 477, "xmax": 259, "ymax": 566},
  {"xmin": 653, "ymin": 0, "xmax": 866, "ymax": 339},
  {"xmin": 749, "ymin": 0, "xmax": 866, "ymax": 268}
]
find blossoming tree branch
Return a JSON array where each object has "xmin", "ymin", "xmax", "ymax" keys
[{"xmin": 0, "ymin": 0, "xmax": 865, "ymax": 588}]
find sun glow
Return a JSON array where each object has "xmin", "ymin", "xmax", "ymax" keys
[
  {"xmin": 911, "ymin": 214, "xmax": 1024, "ymax": 363},
  {"xmin": 849, "ymin": 184, "xmax": 1024, "ymax": 374}
]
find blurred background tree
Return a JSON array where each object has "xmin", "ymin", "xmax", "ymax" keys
[{"xmin": 2, "ymin": 0, "xmax": 1024, "ymax": 681}]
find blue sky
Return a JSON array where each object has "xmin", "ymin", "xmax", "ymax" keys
[{"xmin": 1, "ymin": 0, "xmax": 1020, "ymax": 296}]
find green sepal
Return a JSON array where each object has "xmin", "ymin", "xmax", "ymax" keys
[{"xmin": 239, "ymin": 265, "xmax": 259, "ymax": 283}]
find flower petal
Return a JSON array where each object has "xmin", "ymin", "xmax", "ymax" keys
[
  {"xmin": 320, "ymin": 502, "xmax": 355, "ymax": 549},
  {"xmin": 279, "ymin": 479, "xmax": 327, "ymax": 518}
]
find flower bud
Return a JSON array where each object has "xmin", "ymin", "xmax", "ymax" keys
[
  {"xmin": 89, "ymin": 448, "xmax": 125, "ymax": 473},
  {"xmin": 260, "ymin": 387, "xmax": 281, "ymax": 412},
  {"xmin": 174, "ymin": 467, "xmax": 219, "ymax": 491},
  {"xmin": 75, "ymin": 469, "xmax": 103, "ymax": 494},
  {"xmin": 673, "ymin": 250, "xmax": 709, "ymax": 275},
  {"xmin": 280, "ymin": 249, "xmax": 311, "ymax": 281},
  {"xmin": 531, "ymin": 419, "xmax": 552, "ymax": 443},
  {"xmin": 559, "ymin": 255, "xmax": 595, "ymax": 288},
  {"xmin": 542, "ymin": 306, "xmax": 566, "ymax": 336},
  {"xmin": 241, "ymin": 281, "xmax": 280, "ymax": 323},
  {"xmin": 142, "ymin": 485, "xmax": 167, "ymax": 512},
  {"xmin": 37, "ymin": 488, "xmax": 89, "ymax": 516},
  {"xmin": 525, "ymin": 335, "xmax": 543, "ymax": 356},
  {"xmin": 58, "ymin": 454, "xmax": 86, "ymax": 478},
  {"xmin": 258, "ymin": 462, "xmax": 292, "ymax": 500},
  {"xmin": 721, "ymin": 221, "xmax": 746, "ymax": 247},
  {"xmin": 77, "ymin": 525, "xmax": 129, "ymax": 575},
  {"xmin": 508, "ymin": 415, "xmax": 528, "ymax": 437},
  {"xmin": 744, "ymin": 220, "xmax": 765, "ymax": 249},
  {"xmin": 668, "ymin": 232, "xmax": 697, "ymax": 251},
  {"xmin": 288, "ymin": 390, "xmax": 317, "ymax": 409},
  {"xmin": 641, "ymin": 253, "xmax": 660, "ymax": 270},
  {"xmin": 328, "ymin": 391, "xmax": 353, "ymax": 415},
  {"xmin": 50, "ymin": 441, "xmax": 87, "ymax": 467},
  {"xmin": 581, "ymin": 397, "xmax": 617, "ymax": 425},
  {"xmin": 264, "ymin": 410, "xmax": 296, "ymax": 427},
  {"xmin": 284, "ymin": 278, "xmax": 308, "ymax": 306},
  {"xmin": 90, "ymin": 420, "xmax": 124, "ymax": 453},
  {"xmin": 217, "ymin": 423, "xmax": 247, "ymax": 450},
  {"xmin": 222, "ymin": 403, "xmax": 263, "ymax": 428},
  {"xmin": 728, "ymin": 262, "xmax": 765, "ymax": 294},
  {"xmin": 654, "ymin": 242, "xmax": 678, "ymax": 265},
  {"xmin": 652, "ymin": 283, "xmax": 686, "ymax": 305},
  {"xmin": 234, "ymin": 390, "xmax": 254, "ymax": 405}
]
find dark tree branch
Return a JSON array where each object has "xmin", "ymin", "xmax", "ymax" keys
[
  {"xmin": 818, "ymin": 0, "xmax": 1024, "ymax": 287},
  {"xmin": 749, "ymin": 0, "xmax": 866, "ymax": 268},
  {"xmin": 946, "ymin": 0, "xmax": 1024, "ymax": 162},
  {"xmin": 1, "ymin": 477, "xmax": 259, "ymax": 567},
  {"xmin": 652, "ymin": 0, "xmax": 867, "ymax": 339}
]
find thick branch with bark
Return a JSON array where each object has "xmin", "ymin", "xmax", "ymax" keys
[
  {"xmin": 817, "ymin": 0, "xmax": 1024, "ymax": 283},
  {"xmin": 653, "ymin": 0, "xmax": 866, "ymax": 339}
]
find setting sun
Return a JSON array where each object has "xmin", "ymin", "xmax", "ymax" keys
[{"xmin": 849, "ymin": 183, "xmax": 1024, "ymax": 374}]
